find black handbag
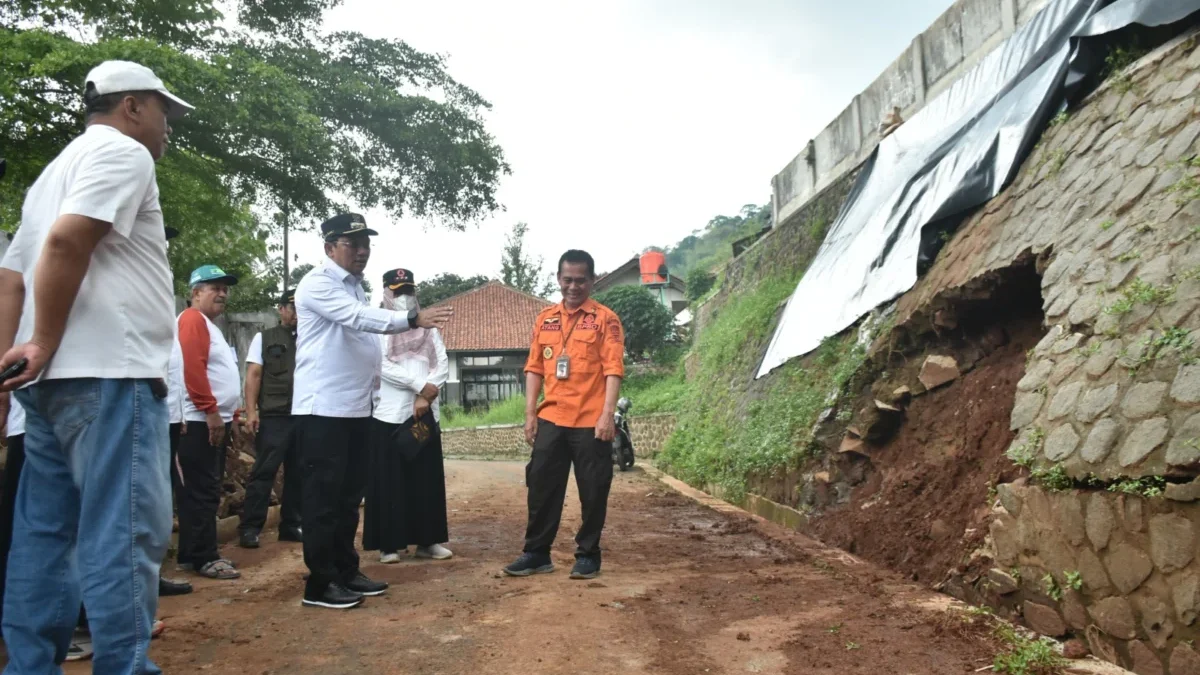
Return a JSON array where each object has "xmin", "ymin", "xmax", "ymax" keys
[{"xmin": 390, "ymin": 410, "xmax": 438, "ymax": 461}]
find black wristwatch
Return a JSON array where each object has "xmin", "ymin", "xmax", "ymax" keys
[{"xmin": 407, "ymin": 308, "xmax": 419, "ymax": 326}]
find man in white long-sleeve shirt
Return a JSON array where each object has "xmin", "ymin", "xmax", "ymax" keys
[{"xmin": 292, "ymin": 213, "xmax": 452, "ymax": 610}]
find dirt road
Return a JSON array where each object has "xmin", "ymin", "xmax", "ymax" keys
[{"xmin": 52, "ymin": 460, "xmax": 1008, "ymax": 674}]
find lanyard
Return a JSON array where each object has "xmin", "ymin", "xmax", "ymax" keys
[{"xmin": 559, "ymin": 310, "xmax": 584, "ymax": 357}]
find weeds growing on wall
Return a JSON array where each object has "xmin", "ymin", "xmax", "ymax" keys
[{"xmin": 658, "ymin": 270, "xmax": 868, "ymax": 501}]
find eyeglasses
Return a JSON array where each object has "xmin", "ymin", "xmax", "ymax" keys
[{"xmin": 334, "ymin": 239, "xmax": 371, "ymax": 251}]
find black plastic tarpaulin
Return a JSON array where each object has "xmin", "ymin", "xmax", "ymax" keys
[{"xmin": 757, "ymin": 0, "xmax": 1200, "ymax": 379}]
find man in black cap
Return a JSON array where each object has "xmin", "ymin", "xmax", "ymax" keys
[
  {"xmin": 292, "ymin": 213, "xmax": 452, "ymax": 610},
  {"xmin": 238, "ymin": 290, "xmax": 304, "ymax": 549}
]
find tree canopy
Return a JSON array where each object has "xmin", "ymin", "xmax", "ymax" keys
[
  {"xmin": 1, "ymin": 0, "xmax": 508, "ymax": 304},
  {"xmin": 664, "ymin": 204, "xmax": 770, "ymax": 277},
  {"xmin": 417, "ymin": 273, "xmax": 491, "ymax": 306},
  {"xmin": 594, "ymin": 285, "xmax": 674, "ymax": 359}
]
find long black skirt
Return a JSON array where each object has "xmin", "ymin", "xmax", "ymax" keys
[{"xmin": 363, "ymin": 417, "xmax": 450, "ymax": 552}]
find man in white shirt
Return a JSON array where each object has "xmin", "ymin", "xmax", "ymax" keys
[
  {"xmin": 293, "ymin": 213, "xmax": 452, "ymax": 610},
  {"xmin": 176, "ymin": 265, "xmax": 242, "ymax": 581},
  {"xmin": 0, "ymin": 60, "xmax": 191, "ymax": 675}
]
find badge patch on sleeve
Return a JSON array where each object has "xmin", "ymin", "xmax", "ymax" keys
[{"xmin": 606, "ymin": 319, "xmax": 623, "ymax": 343}]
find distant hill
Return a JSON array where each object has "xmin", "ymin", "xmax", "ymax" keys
[{"xmin": 664, "ymin": 203, "xmax": 770, "ymax": 277}]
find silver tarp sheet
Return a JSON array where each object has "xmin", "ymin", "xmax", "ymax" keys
[{"xmin": 758, "ymin": 0, "xmax": 1200, "ymax": 378}]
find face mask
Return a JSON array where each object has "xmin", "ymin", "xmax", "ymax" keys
[{"xmin": 395, "ymin": 295, "xmax": 416, "ymax": 312}]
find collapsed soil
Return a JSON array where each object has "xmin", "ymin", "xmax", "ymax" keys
[
  {"xmin": 809, "ymin": 316, "xmax": 1043, "ymax": 589},
  {"xmin": 26, "ymin": 460, "xmax": 1006, "ymax": 674}
]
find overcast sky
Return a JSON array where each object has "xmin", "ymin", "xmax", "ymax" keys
[{"xmin": 292, "ymin": 0, "xmax": 955, "ymax": 292}]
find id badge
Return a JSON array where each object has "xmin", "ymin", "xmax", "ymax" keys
[{"xmin": 556, "ymin": 355, "xmax": 571, "ymax": 379}]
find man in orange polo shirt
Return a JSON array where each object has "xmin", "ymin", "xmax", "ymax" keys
[{"xmin": 504, "ymin": 249, "xmax": 625, "ymax": 580}]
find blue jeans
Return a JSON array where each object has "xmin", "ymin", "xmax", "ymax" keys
[{"xmin": 3, "ymin": 379, "xmax": 171, "ymax": 675}]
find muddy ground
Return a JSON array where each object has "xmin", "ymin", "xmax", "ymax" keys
[{"xmin": 37, "ymin": 460, "xmax": 1010, "ymax": 674}]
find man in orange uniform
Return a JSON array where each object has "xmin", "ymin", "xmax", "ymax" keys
[{"xmin": 503, "ymin": 249, "xmax": 624, "ymax": 580}]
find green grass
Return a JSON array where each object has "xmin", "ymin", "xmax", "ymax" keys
[
  {"xmin": 658, "ymin": 269, "xmax": 869, "ymax": 501},
  {"xmin": 441, "ymin": 395, "xmax": 527, "ymax": 429},
  {"xmin": 992, "ymin": 623, "xmax": 1067, "ymax": 675},
  {"xmin": 622, "ymin": 368, "xmax": 688, "ymax": 414}
]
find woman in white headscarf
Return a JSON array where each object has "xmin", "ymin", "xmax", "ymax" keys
[{"xmin": 363, "ymin": 269, "xmax": 453, "ymax": 564}]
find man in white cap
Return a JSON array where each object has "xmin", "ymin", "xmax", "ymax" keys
[{"xmin": 0, "ymin": 60, "xmax": 191, "ymax": 674}]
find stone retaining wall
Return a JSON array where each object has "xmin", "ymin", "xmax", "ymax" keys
[
  {"xmin": 888, "ymin": 31, "xmax": 1200, "ymax": 673},
  {"xmin": 987, "ymin": 483, "xmax": 1200, "ymax": 674},
  {"xmin": 441, "ymin": 414, "xmax": 677, "ymax": 458}
]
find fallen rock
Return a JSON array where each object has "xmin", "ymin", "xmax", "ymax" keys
[
  {"xmin": 1063, "ymin": 639, "xmax": 1090, "ymax": 659},
  {"xmin": 874, "ymin": 399, "xmax": 902, "ymax": 413},
  {"xmin": 986, "ymin": 568, "xmax": 1020, "ymax": 595},
  {"xmin": 919, "ymin": 355, "xmax": 961, "ymax": 390},
  {"xmin": 1023, "ymin": 601, "xmax": 1067, "ymax": 637},
  {"xmin": 858, "ymin": 404, "xmax": 903, "ymax": 443},
  {"xmin": 736, "ymin": 632, "xmax": 750, "ymax": 642},
  {"xmin": 839, "ymin": 435, "xmax": 866, "ymax": 455},
  {"xmin": 891, "ymin": 386, "xmax": 913, "ymax": 407}
]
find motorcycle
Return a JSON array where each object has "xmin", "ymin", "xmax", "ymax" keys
[{"xmin": 611, "ymin": 397, "xmax": 635, "ymax": 471}]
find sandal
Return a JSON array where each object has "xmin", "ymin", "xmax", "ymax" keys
[
  {"xmin": 152, "ymin": 620, "xmax": 165, "ymax": 638},
  {"xmin": 197, "ymin": 559, "xmax": 240, "ymax": 580}
]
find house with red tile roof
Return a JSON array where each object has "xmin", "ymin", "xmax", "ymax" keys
[{"xmin": 428, "ymin": 281, "xmax": 552, "ymax": 410}]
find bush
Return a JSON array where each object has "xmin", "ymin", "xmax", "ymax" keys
[
  {"xmin": 595, "ymin": 285, "xmax": 675, "ymax": 359},
  {"xmin": 685, "ymin": 268, "xmax": 716, "ymax": 302}
]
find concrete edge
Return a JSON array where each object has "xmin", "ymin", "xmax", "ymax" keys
[{"xmin": 639, "ymin": 463, "xmax": 1134, "ymax": 675}]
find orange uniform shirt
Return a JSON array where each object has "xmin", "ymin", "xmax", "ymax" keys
[{"xmin": 524, "ymin": 299, "xmax": 625, "ymax": 429}]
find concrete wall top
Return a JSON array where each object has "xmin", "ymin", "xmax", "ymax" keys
[{"xmin": 773, "ymin": 0, "xmax": 1050, "ymax": 230}]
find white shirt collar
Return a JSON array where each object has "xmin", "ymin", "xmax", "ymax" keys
[{"xmin": 323, "ymin": 257, "xmax": 360, "ymax": 282}]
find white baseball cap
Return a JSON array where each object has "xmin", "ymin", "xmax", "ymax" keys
[{"xmin": 84, "ymin": 60, "xmax": 194, "ymax": 120}]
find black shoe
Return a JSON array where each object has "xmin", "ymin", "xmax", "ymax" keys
[
  {"xmin": 503, "ymin": 552, "xmax": 554, "ymax": 577},
  {"xmin": 278, "ymin": 526, "xmax": 303, "ymax": 542},
  {"xmin": 569, "ymin": 556, "xmax": 601, "ymax": 580},
  {"xmin": 159, "ymin": 577, "xmax": 193, "ymax": 596},
  {"xmin": 344, "ymin": 572, "xmax": 388, "ymax": 597},
  {"xmin": 302, "ymin": 582, "xmax": 363, "ymax": 610},
  {"xmin": 238, "ymin": 530, "xmax": 260, "ymax": 549}
]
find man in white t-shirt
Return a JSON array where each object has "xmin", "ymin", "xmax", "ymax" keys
[
  {"xmin": 0, "ymin": 60, "xmax": 191, "ymax": 675},
  {"xmin": 176, "ymin": 265, "xmax": 242, "ymax": 581}
]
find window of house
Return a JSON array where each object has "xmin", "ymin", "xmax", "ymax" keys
[{"xmin": 461, "ymin": 369, "xmax": 522, "ymax": 409}]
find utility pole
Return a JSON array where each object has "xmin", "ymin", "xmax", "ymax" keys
[{"xmin": 282, "ymin": 203, "xmax": 290, "ymax": 292}]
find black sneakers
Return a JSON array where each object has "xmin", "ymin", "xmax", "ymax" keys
[
  {"xmin": 344, "ymin": 572, "xmax": 389, "ymax": 597},
  {"xmin": 238, "ymin": 530, "xmax": 260, "ymax": 549},
  {"xmin": 278, "ymin": 526, "xmax": 303, "ymax": 542},
  {"xmin": 302, "ymin": 582, "xmax": 363, "ymax": 610},
  {"xmin": 503, "ymin": 552, "xmax": 555, "ymax": 577},
  {"xmin": 569, "ymin": 556, "xmax": 601, "ymax": 580}
]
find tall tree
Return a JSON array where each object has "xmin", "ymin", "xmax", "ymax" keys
[
  {"xmin": 594, "ymin": 286, "xmax": 674, "ymax": 359},
  {"xmin": 0, "ymin": 0, "xmax": 509, "ymax": 308},
  {"xmin": 499, "ymin": 222, "xmax": 554, "ymax": 298},
  {"xmin": 417, "ymin": 273, "xmax": 491, "ymax": 306}
]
